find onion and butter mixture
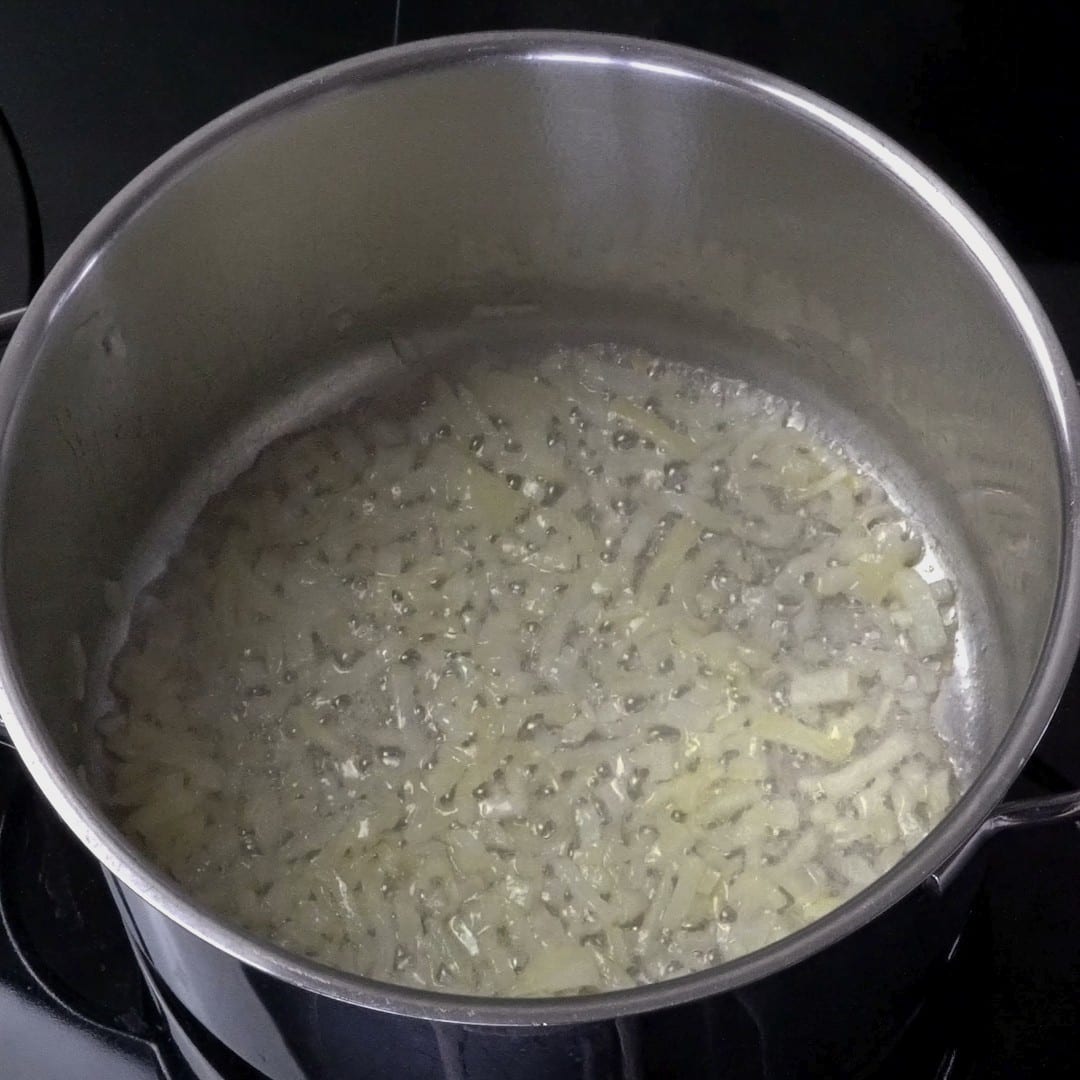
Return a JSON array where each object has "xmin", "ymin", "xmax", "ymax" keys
[{"xmin": 103, "ymin": 346, "xmax": 957, "ymax": 996}]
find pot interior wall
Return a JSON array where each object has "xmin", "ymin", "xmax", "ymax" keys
[{"xmin": 1, "ymin": 50, "xmax": 1059, "ymax": 820}]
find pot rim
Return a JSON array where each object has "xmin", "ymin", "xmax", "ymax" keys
[{"xmin": 1, "ymin": 30, "xmax": 1078, "ymax": 1026}]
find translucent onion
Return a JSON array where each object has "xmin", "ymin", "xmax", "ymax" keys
[{"xmin": 102, "ymin": 344, "xmax": 957, "ymax": 997}]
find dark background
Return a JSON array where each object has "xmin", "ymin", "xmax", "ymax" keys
[{"xmin": 2, "ymin": 3, "xmax": 1080, "ymax": 1077}]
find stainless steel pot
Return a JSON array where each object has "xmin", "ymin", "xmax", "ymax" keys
[{"xmin": 2, "ymin": 31, "xmax": 1080, "ymax": 1080}]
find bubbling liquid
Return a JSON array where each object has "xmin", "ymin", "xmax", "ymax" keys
[{"xmin": 102, "ymin": 345, "xmax": 956, "ymax": 996}]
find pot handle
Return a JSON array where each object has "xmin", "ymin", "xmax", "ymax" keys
[
  {"xmin": 928, "ymin": 786, "xmax": 1080, "ymax": 894},
  {"xmin": 0, "ymin": 307, "xmax": 26, "ymax": 749}
]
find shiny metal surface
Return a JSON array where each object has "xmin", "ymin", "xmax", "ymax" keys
[
  {"xmin": 110, "ymin": 859, "xmax": 986, "ymax": 1080},
  {"xmin": 0, "ymin": 28, "xmax": 1078, "ymax": 1068},
  {"xmin": 0, "ymin": 307, "xmax": 22, "ymax": 749},
  {"xmin": 0, "ymin": 308, "xmax": 23, "ymax": 347}
]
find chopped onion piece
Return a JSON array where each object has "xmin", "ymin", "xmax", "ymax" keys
[{"xmin": 789, "ymin": 668, "xmax": 859, "ymax": 708}]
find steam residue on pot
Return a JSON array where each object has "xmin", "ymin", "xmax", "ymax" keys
[{"xmin": 98, "ymin": 345, "xmax": 957, "ymax": 995}]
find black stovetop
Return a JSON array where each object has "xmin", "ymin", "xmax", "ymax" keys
[{"xmin": 1, "ymin": 4, "xmax": 1079, "ymax": 1079}]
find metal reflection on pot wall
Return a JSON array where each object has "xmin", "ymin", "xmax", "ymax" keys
[
  {"xmin": 109, "ymin": 859, "xmax": 985, "ymax": 1079},
  {"xmin": 0, "ymin": 32, "xmax": 1079, "ymax": 1080}
]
